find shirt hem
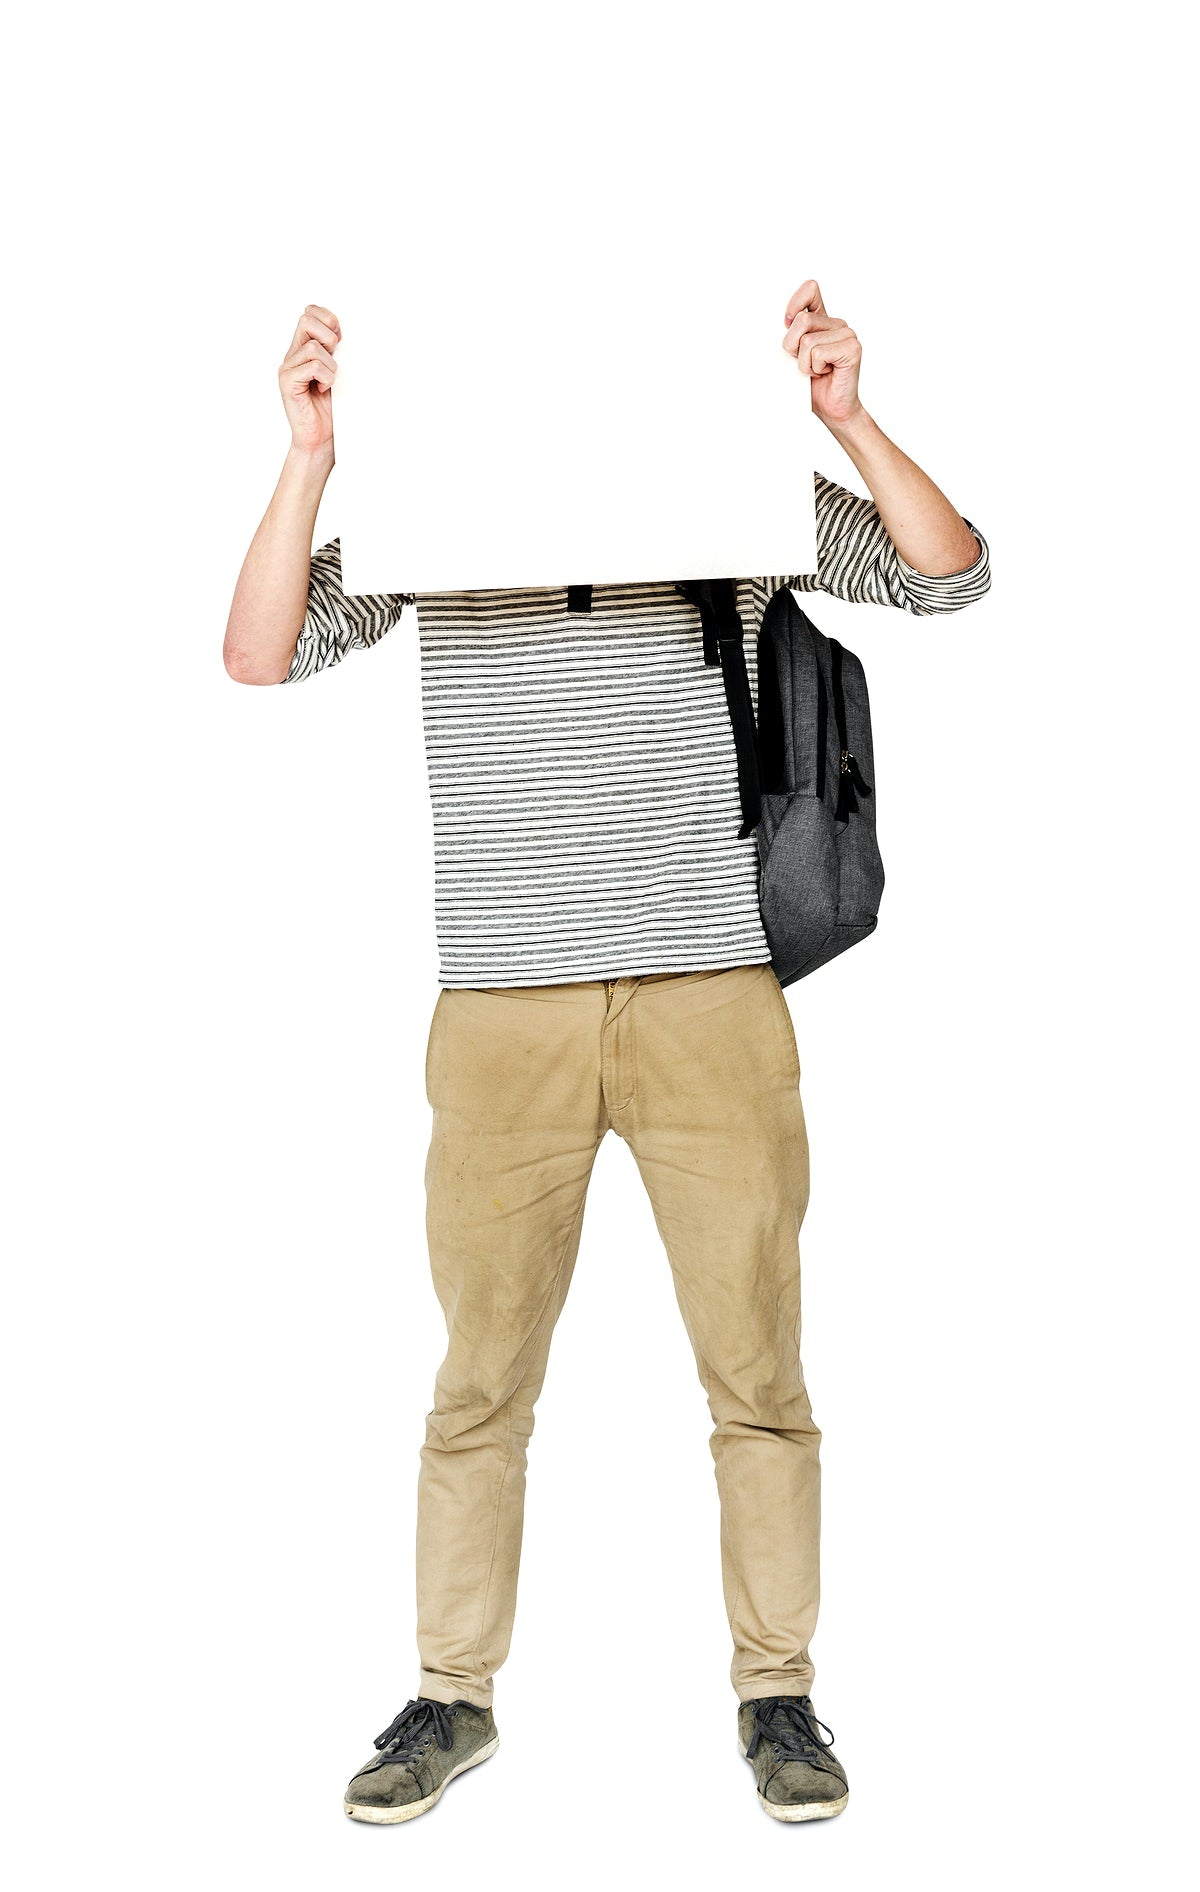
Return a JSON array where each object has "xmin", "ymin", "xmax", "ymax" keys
[{"xmin": 436, "ymin": 949, "xmax": 774, "ymax": 989}]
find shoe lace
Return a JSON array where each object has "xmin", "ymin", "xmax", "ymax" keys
[
  {"xmin": 747, "ymin": 1696, "xmax": 836, "ymax": 1764},
  {"xmin": 373, "ymin": 1698, "xmax": 456, "ymax": 1763}
]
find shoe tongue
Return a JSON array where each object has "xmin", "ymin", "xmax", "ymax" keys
[
  {"xmin": 764, "ymin": 1697, "xmax": 820, "ymax": 1747},
  {"xmin": 766, "ymin": 1694, "xmax": 810, "ymax": 1719}
]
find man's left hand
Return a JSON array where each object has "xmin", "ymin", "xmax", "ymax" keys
[{"xmin": 782, "ymin": 281, "xmax": 863, "ymax": 429}]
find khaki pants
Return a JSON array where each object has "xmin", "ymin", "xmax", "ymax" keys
[{"xmin": 416, "ymin": 963, "xmax": 820, "ymax": 1707}]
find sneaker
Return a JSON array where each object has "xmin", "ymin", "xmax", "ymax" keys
[
  {"xmin": 343, "ymin": 1697, "xmax": 499, "ymax": 1824},
  {"xmin": 738, "ymin": 1694, "xmax": 849, "ymax": 1822}
]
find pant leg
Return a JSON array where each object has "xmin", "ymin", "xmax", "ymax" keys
[
  {"xmin": 610, "ymin": 964, "xmax": 820, "ymax": 1701},
  {"xmin": 416, "ymin": 982, "xmax": 609, "ymax": 1708}
]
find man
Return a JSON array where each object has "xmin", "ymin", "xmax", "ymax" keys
[{"xmin": 224, "ymin": 280, "xmax": 990, "ymax": 1825}]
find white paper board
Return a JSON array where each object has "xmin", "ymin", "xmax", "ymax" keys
[{"xmin": 333, "ymin": 260, "xmax": 819, "ymax": 597}]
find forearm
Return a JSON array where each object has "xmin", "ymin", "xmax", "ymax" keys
[
  {"xmin": 223, "ymin": 444, "xmax": 334, "ymax": 684},
  {"xmin": 820, "ymin": 408, "xmax": 981, "ymax": 577}
]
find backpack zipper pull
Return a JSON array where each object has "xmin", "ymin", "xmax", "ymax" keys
[
  {"xmin": 840, "ymin": 750, "xmax": 871, "ymax": 791},
  {"xmin": 836, "ymin": 749, "xmax": 871, "ymax": 820}
]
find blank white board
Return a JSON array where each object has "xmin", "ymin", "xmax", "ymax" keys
[{"xmin": 333, "ymin": 255, "xmax": 820, "ymax": 597}]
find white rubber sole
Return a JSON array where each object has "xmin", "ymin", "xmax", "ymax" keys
[
  {"xmin": 344, "ymin": 1735, "xmax": 499, "ymax": 1824},
  {"xmin": 738, "ymin": 1736, "xmax": 849, "ymax": 1822}
]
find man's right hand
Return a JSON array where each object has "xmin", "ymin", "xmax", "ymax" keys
[
  {"xmin": 225, "ymin": 305, "xmax": 341, "ymax": 683},
  {"xmin": 278, "ymin": 305, "xmax": 340, "ymax": 456}
]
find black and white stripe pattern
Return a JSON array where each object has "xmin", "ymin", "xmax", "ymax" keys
[{"xmin": 284, "ymin": 472, "xmax": 989, "ymax": 986}]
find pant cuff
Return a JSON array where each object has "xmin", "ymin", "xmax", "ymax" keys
[
  {"xmin": 735, "ymin": 1678, "xmax": 815, "ymax": 1704},
  {"xmin": 418, "ymin": 1671, "xmax": 493, "ymax": 1711}
]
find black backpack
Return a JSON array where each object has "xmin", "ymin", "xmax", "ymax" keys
[{"xmin": 676, "ymin": 579, "xmax": 885, "ymax": 986}]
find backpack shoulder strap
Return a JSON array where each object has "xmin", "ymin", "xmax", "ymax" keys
[
  {"xmin": 675, "ymin": 579, "xmax": 762, "ymax": 837},
  {"xmin": 756, "ymin": 586, "xmax": 832, "ymax": 802}
]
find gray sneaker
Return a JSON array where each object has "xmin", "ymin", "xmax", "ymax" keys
[
  {"xmin": 344, "ymin": 1697, "xmax": 499, "ymax": 1824},
  {"xmin": 738, "ymin": 1695, "xmax": 849, "ymax": 1822}
]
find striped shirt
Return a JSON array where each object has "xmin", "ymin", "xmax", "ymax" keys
[{"xmin": 284, "ymin": 471, "xmax": 990, "ymax": 986}]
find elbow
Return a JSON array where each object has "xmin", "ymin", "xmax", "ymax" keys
[
  {"xmin": 223, "ymin": 621, "xmax": 294, "ymax": 686},
  {"xmin": 945, "ymin": 547, "xmax": 993, "ymax": 614},
  {"xmin": 223, "ymin": 645, "xmax": 290, "ymax": 686},
  {"xmin": 900, "ymin": 530, "xmax": 991, "ymax": 617}
]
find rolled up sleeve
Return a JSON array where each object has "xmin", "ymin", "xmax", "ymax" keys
[
  {"xmin": 282, "ymin": 538, "xmax": 413, "ymax": 683},
  {"xmin": 891, "ymin": 524, "xmax": 991, "ymax": 615},
  {"xmin": 785, "ymin": 471, "xmax": 991, "ymax": 617}
]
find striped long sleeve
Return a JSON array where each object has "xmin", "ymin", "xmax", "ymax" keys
[
  {"xmin": 283, "ymin": 538, "xmax": 412, "ymax": 683},
  {"xmin": 778, "ymin": 471, "xmax": 990, "ymax": 615}
]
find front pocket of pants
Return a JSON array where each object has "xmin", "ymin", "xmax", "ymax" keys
[
  {"xmin": 764, "ymin": 967, "xmax": 801, "ymax": 1084},
  {"xmin": 425, "ymin": 991, "xmax": 447, "ymax": 1106}
]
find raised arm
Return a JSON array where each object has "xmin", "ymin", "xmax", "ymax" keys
[
  {"xmin": 781, "ymin": 280, "xmax": 991, "ymax": 615},
  {"xmin": 223, "ymin": 304, "xmax": 410, "ymax": 686}
]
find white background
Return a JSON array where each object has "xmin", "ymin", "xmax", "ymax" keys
[{"xmin": 3, "ymin": 4, "xmax": 1195, "ymax": 1889}]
